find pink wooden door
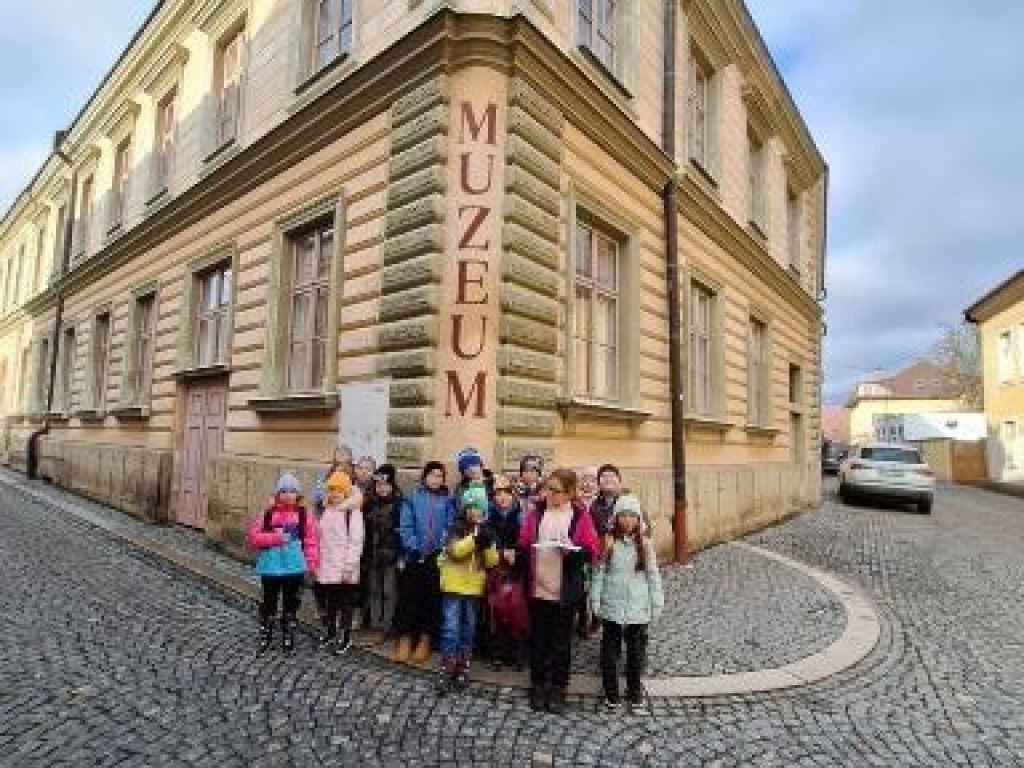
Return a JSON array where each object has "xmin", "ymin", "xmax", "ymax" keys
[{"xmin": 178, "ymin": 382, "xmax": 226, "ymax": 529}]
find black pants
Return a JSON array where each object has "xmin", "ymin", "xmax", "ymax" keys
[
  {"xmin": 312, "ymin": 581, "xmax": 328, "ymax": 619},
  {"xmin": 529, "ymin": 599, "xmax": 574, "ymax": 689},
  {"xmin": 393, "ymin": 556, "xmax": 441, "ymax": 639},
  {"xmin": 320, "ymin": 583, "xmax": 358, "ymax": 635},
  {"xmin": 600, "ymin": 620, "xmax": 648, "ymax": 700},
  {"xmin": 260, "ymin": 574, "xmax": 304, "ymax": 622}
]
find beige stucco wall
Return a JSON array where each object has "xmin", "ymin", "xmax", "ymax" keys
[{"xmin": 976, "ymin": 297, "xmax": 1024, "ymax": 481}]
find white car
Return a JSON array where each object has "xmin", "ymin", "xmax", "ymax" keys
[{"xmin": 838, "ymin": 443, "xmax": 936, "ymax": 514}]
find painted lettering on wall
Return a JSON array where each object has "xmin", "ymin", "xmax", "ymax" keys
[{"xmin": 445, "ymin": 101, "xmax": 497, "ymax": 418}]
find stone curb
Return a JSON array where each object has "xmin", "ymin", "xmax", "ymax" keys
[{"xmin": 0, "ymin": 470, "xmax": 880, "ymax": 699}]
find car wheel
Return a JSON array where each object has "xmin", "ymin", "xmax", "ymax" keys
[
  {"xmin": 917, "ymin": 497, "xmax": 933, "ymax": 515},
  {"xmin": 839, "ymin": 484, "xmax": 852, "ymax": 505}
]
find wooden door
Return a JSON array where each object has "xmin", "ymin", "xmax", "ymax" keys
[{"xmin": 177, "ymin": 382, "xmax": 226, "ymax": 529}]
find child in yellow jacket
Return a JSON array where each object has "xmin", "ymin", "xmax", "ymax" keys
[{"xmin": 436, "ymin": 483, "xmax": 498, "ymax": 693}]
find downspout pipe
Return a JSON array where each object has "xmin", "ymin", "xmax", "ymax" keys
[
  {"xmin": 662, "ymin": 0, "xmax": 688, "ymax": 563},
  {"xmin": 27, "ymin": 132, "xmax": 74, "ymax": 480}
]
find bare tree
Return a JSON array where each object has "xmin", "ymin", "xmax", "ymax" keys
[{"xmin": 933, "ymin": 322, "xmax": 983, "ymax": 409}]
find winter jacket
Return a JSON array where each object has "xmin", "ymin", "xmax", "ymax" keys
[
  {"xmin": 517, "ymin": 499, "xmax": 600, "ymax": 606},
  {"xmin": 487, "ymin": 499, "xmax": 523, "ymax": 552},
  {"xmin": 589, "ymin": 493, "xmax": 618, "ymax": 535},
  {"xmin": 247, "ymin": 502, "xmax": 319, "ymax": 577},
  {"xmin": 316, "ymin": 490, "xmax": 365, "ymax": 585},
  {"xmin": 398, "ymin": 485, "xmax": 454, "ymax": 560},
  {"xmin": 438, "ymin": 526, "xmax": 499, "ymax": 597},
  {"xmin": 591, "ymin": 537, "xmax": 665, "ymax": 626},
  {"xmin": 364, "ymin": 492, "xmax": 403, "ymax": 569}
]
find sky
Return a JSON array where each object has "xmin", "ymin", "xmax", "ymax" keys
[{"xmin": 1, "ymin": 2, "xmax": 1022, "ymax": 404}]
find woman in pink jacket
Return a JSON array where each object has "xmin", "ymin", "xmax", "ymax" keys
[
  {"xmin": 315, "ymin": 471, "xmax": 365, "ymax": 654},
  {"xmin": 247, "ymin": 472, "xmax": 319, "ymax": 654}
]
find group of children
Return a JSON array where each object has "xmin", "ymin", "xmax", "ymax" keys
[{"xmin": 246, "ymin": 448, "xmax": 664, "ymax": 712}]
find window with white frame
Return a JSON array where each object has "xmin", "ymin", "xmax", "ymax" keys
[
  {"xmin": 748, "ymin": 317, "xmax": 769, "ymax": 425},
  {"xmin": 77, "ymin": 174, "xmax": 94, "ymax": 257},
  {"xmin": 573, "ymin": 218, "xmax": 620, "ymax": 401},
  {"xmin": 215, "ymin": 29, "xmax": 244, "ymax": 147},
  {"xmin": 688, "ymin": 281, "xmax": 716, "ymax": 416},
  {"xmin": 58, "ymin": 326, "xmax": 75, "ymax": 413},
  {"xmin": 126, "ymin": 293, "xmax": 156, "ymax": 403},
  {"xmin": 312, "ymin": 0, "xmax": 353, "ymax": 73},
  {"xmin": 998, "ymin": 330, "xmax": 1013, "ymax": 383},
  {"xmin": 1004, "ymin": 421, "xmax": 1018, "ymax": 470},
  {"xmin": 14, "ymin": 245, "xmax": 24, "ymax": 306},
  {"xmin": 18, "ymin": 347, "xmax": 31, "ymax": 413},
  {"xmin": 687, "ymin": 49, "xmax": 714, "ymax": 173},
  {"xmin": 287, "ymin": 223, "xmax": 333, "ymax": 392},
  {"xmin": 53, "ymin": 203, "xmax": 67, "ymax": 274},
  {"xmin": 788, "ymin": 363, "xmax": 802, "ymax": 407},
  {"xmin": 92, "ymin": 312, "xmax": 111, "ymax": 411},
  {"xmin": 34, "ymin": 221, "xmax": 46, "ymax": 294},
  {"xmin": 577, "ymin": 0, "xmax": 617, "ymax": 73},
  {"xmin": 111, "ymin": 136, "xmax": 132, "ymax": 228},
  {"xmin": 154, "ymin": 89, "xmax": 177, "ymax": 192},
  {"xmin": 35, "ymin": 337, "xmax": 50, "ymax": 412},
  {"xmin": 747, "ymin": 129, "xmax": 767, "ymax": 234},
  {"xmin": 196, "ymin": 264, "xmax": 232, "ymax": 367},
  {"xmin": 787, "ymin": 186, "xmax": 800, "ymax": 272}
]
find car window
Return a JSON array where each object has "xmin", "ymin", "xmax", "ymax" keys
[{"xmin": 860, "ymin": 447, "xmax": 922, "ymax": 464}]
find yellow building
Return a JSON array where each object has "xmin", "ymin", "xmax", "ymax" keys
[
  {"xmin": 966, "ymin": 270, "xmax": 1024, "ymax": 482},
  {"xmin": 0, "ymin": 0, "xmax": 826, "ymax": 558}
]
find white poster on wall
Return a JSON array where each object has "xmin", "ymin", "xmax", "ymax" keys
[{"xmin": 339, "ymin": 379, "xmax": 390, "ymax": 464}]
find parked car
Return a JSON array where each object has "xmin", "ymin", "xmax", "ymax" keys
[
  {"xmin": 821, "ymin": 445, "xmax": 848, "ymax": 475},
  {"xmin": 838, "ymin": 443, "xmax": 936, "ymax": 514}
]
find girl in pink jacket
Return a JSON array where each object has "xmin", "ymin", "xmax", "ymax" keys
[{"xmin": 315, "ymin": 471, "xmax": 365, "ymax": 654}]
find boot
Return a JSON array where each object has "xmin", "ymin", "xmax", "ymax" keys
[
  {"xmin": 547, "ymin": 686, "xmax": 567, "ymax": 715},
  {"xmin": 257, "ymin": 618, "xmax": 274, "ymax": 654},
  {"xmin": 412, "ymin": 634, "xmax": 432, "ymax": 663},
  {"xmin": 453, "ymin": 654, "xmax": 470, "ymax": 689},
  {"xmin": 318, "ymin": 617, "xmax": 336, "ymax": 650},
  {"xmin": 436, "ymin": 655, "xmax": 455, "ymax": 695},
  {"xmin": 334, "ymin": 629, "xmax": 353, "ymax": 656},
  {"xmin": 528, "ymin": 686, "xmax": 547, "ymax": 712},
  {"xmin": 281, "ymin": 614, "xmax": 297, "ymax": 654},
  {"xmin": 393, "ymin": 635, "xmax": 412, "ymax": 663}
]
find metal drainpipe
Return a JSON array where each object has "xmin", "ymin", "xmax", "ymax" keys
[
  {"xmin": 663, "ymin": 0, "xmax": 688, "ymax": 563},
  {"xmin": 27, "ymin": 132, "xmax": 74, "ymax": 480}
]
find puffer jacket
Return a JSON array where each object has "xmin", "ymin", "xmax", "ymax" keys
[
  {"xmin": 364, "ymin": 492, "xmax": 403, "ymax": 569},
  {"xmin": 247, "ymin": 502, "xmax": 319, "ymax": 577},
  {"xmin": 590, "ymin": 537, "xmax": 664, "ymax": 626},
  {"xmin": 316, "ymin": 489, "xmax": 364, "ymax": 584},
  {"xmin": 399, "ymin": 485, "xmax": 454, "ymax": 560},
  {"xmin": 438, "ymin": 529, "xmax": 499, "ymax": 597}
]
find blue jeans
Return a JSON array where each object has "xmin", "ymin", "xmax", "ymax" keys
[{"xmin": 440, "ymin": 595, "xmax": 479, "ymax": 659}]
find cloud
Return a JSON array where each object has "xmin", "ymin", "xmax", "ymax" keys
[{"xmin": 746, "ymin": 0, "xmax": 1024, "ymax": 403}]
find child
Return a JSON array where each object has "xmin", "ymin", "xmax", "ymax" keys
[
  {"xmin": 590, "ymin": 494, "xmax": 664, "ymax": 709},
  {"xmin": 516, "ymin": 454, "xmax": 544, "ymax": 513},
  {"xmin": 486, "ymin": 474, "xmax": 528, "ymax": 669},
  {"xmin": 436, "ymin": 490, "xmax": 498, "ymax": 693},
  {"xmin": 452, "ymin": 447, "xmax": 486, "ymax": 511},
  {"xmin": 362, "ymin": 464, "xmax": 403, "ymax": 634},
  {"xmin": 576, "ymin": 466, "xmax": 601, "ymax": 641},
  {"xmin": 517, "ymin": 468, "xmax": 600, "ymax": 714},
  {"xmin": 578, "ymin": 467, "xmax": 599, "ymax": 510},
  {"xmin": 247, "ymin": 472, "xmax": 319, "ymax": 654},
  {"xmin": 354, "ymin": 455, "xmax": 377, "ymax": 496},
  {"xmin": 315, "ymin": 471, "xmax": 364, "ymax": 654},
  {"xmin": 309, "ymin": 444, "xmax": 354, "ymax": 629},
  {"xmin": 589, "ymin": 463, "xmax": 622, "ymax": 535},
  {"xmin": 394, "ymin": 461, "xmax": 455, "ymax": 663}
]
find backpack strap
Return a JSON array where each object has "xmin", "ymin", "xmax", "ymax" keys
[
  {"xmin": 298, "ymin": 506, "xmax": 307, "ymax": 542},
  {"xmin": 263, "ymin": 506, "xmax": 274, "ymax": 532}
]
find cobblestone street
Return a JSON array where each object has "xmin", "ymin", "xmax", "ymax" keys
[{"xmin": 1, "ymin": 472, "xmax": 1022, "ymax": 767}]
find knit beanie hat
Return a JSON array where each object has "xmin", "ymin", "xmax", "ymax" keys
[
  {"xmin": 519, "ymin": 454, "xmax": 544, "ymax": 475},
  {"xmin": 613, "ymin": 493, "xmax": 642, "ymax": 518},
  {"xmin": 326, "ymin": 471, "xmax": 352, "ymax": 495},
  {"xmin": 373, "ymin": 463, "xmax": 397, "ymax": 487},
  {"xmin": 461, "ymin": 481, "xmax": 489, "ymax": 512},
  {"xmin": 276, "ymin": 472, "xmax": 301, "ymax": 494},
  {"xmin": 456, "ymin": 447, "xmax": 484, "ymax": 475}
]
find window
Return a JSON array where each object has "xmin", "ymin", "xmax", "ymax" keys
[
  {"xmin": 573, "ymin": 219, "xmax": 620, "ymax": 400},
  {"xmin": 789, "ymin": 363, "xmax": 802, "ymax": 407},
  {"xmin": 53, "ymin": 203, "xmax": 67, "ymax": 275},
  {"xmin": 0, "ymin": 359, "xmax": 6, "ymax": 413},
  {"xmin": 1019, "ymin": 325, "xmax": 1024, "ymax": 380},
  {"xmin": 1004, "ymin": 421, "xmax": 1018, "ymax": 470},
  {"xmin": 287, "ymin": 224, "xmax": 332, "ymax": 392},
  {"xmin": 125, "ymin": 293, "xmax": 156, "ymax": 404},
  {"xmin": 13, "ymin": 245, "xmax": 24, "ymax": 306},
  {"xmin": 747, "ymin": 129, "xmax": 766, "ymax": 234},
  {"xmin": 577, "ymin": 0, "xmax": 617, "ymax": 73},
  {"xmin": 58, "ymin": 327, "xmax": 76, "ymax": 413},
  {"xmin": 215, "ymin": 30, "xmax": 244, "ymax": 147},
  {"xmin": 77, "ymin": 175, "xmax": 94, "ymax": 256},
  {"xmin": 35, "ymin": 338, "xmax": 50, "ymax": 412},
  {"xmin": 687, "ymin": 50, "xmax": 713, "ymax": 173},
  {"xmin": 748, "ymin": 317, "xmax": 769, "ymax": 425},
  {"xmin": 312, "ymin": 0, "xmax": 353, "ymax": 72},
  {"xmin": 196, "ymin": 265, "xmax": 232, "ymax": 367},
  {"xmin": 998, "ymin": 330, "xmax": 1013, "ymax": 383},
  {"xmin": 34, "ymin": 223, "xmax": 46, "ymax": 294},
  {"xmin": 111, "ymin": 137, "xmax": 132, "ymax": 228},
  {"xmin": 787, "ymin": 186, "xmax": 800, "ymax": 272},
  {"xmin": 688, "ymin": 282, "xmax": 716, "ymax": 416},
  {"xmin": 18, "ymin": 347, "xmax": 31, "ymax": 413},
  {"xmin": 91, "ymin": 313, "xmax": 111, "ymax": 411},
  {"xmin": 154, "ymin": 90, "xmax": 177, "ymax": 192},
  {"xmin": 861, "ymin": 446, "xmax": 921, "ymax": 464}
]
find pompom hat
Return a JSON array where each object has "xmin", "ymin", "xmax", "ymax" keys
[{"xmin": 276, "ymin": 472, "xmax": 301, "ymax": 494}]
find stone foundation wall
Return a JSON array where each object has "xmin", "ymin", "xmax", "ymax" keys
[{"xmin": 36, "ymin": 437, "xmax": 173, "ymax": 524}]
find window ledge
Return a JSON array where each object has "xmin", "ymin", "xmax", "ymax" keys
[
  {"xmin": 683, "ymin": 414, "xmax": 733, "ymax": 432},
  {"xmin": 249, "ymin": 392, "xmax": 339, "ymax": 414},
  {"xmin": 294, "ymin": 52, "xmax": 350, "ymax": 99},
  {"xmin": 747, "ymin": 220, "xmax": 768, "ymax": 244},
  {"xmin": 106, "ymin": 221, "xmax": 124, "ymax": 240},
  {"xmin": 146, "ymin": 186, "xmax": 169, "ymax": 209},
  {"xmin": 788, "ymin": 403, "xmax": 805, "ymax": 414},
  {"xmin": 201, "ymin": 139, "xmax": 239, "ymax": 174},
  {"xmin": 788, "ymin": 264, "xmax": 802, "ymax": 281},
  {"xmin": 557, "ymin": 398, "xmax": 651, "ymax": 423},
  {"xmin": 575, "ymin": 45, "xmax": 633, "ymax": 102},
  {"xmin": 110, "ymin": 403, "xmax": 151, "ymax": 420},
  {"xmin": 47, "ymin": 411, "xmax": 71, "ymax": 422},
  {"xmin": 687, "ymin": 160, "xmax": 720, "ymax": 196},
  {"xmin": 172, "ymin": 364, "xmax": 231, "ymax": 381},
  {"xmin": 74, "ymin": 408, "xmax": 106, "ymax": 422},
  {"xmin": 745, "ymin": 423, "xmax": 780, "ymax": 437}
]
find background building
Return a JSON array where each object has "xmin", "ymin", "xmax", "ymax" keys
[{"xmin": 0, "ymin": 0, "xmax": 827, "ymax": 558}]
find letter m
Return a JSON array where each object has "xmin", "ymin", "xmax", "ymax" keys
[
  {"xmin": 459, "ymin": 102, "xmax": 497, "ymax": 146},
  {"xmin": 445, "ymin": 370, "xmax": 487, "ymax": 418}
]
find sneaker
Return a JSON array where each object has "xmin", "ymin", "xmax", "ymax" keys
[
  {"xmin": 436, "ymin": 670, "xmax": 453, "ymax": 696},
  {"xmin": 333, "ymin": 632, "xmax": 353, "ymax": 656},
  {"xmin": 528, "ymin": 687, "xmax": 546, "ymax": 712},
  {"xmin": 602, "ymin": 697, "xmax": 621, "ymax": 711},
  {"xmin": 317, "ymin": 630, "xmax": 335, "ymax": 650},
  {"xmin": 626, "ymin": 690, "xmax": 645, "ymax": 708}
]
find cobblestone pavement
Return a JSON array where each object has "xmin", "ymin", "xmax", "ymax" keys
[{"xmin": 1, "ymin": 475, "xmax": 1023, "ymax": 767}]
